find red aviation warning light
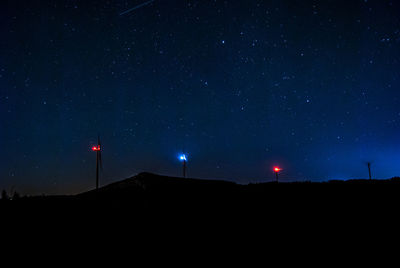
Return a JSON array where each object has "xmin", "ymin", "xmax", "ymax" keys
[
  {"xmin": 92, "ymin": 135, "xmax": 102, "ymax": 190},
  {"xmin": 273, "ymin": 166, "xmax": 281, "ymax": 182},
  {"xmin": 92, "ymin": 145, "xmax": 101, "ymax": 151}
]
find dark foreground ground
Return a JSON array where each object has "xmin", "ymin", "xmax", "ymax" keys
[
  {"xmin": 2, "ymin": 172, "xmax": 400, "ymax": 216},
  {"xmin": 3, "ymin": 172, "xmax": 400, "ymax": 248}
]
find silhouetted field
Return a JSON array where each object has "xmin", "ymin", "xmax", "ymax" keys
[
  {"xmin": 2, "ymin": 173, "xmax": 400, "ymax": 216},
  {"xmin": 2, "ymin": 172, "xmax": 396, "ymax": 258}
]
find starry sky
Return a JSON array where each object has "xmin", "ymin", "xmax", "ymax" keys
[{"xmin": 1, "ymin": 0, "xmax": 399, "ymax": 195}]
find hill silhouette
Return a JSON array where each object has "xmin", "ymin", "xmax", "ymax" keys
[{"xmin": 2, "ymin": 172, "xmax": 400, "ymax": 215}]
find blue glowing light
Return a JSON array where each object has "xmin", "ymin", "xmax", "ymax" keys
[{"xmin": 179, "ymin": 154, "xmax": 187, "ymax": 161}]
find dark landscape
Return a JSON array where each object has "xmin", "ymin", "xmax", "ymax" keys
[
  {"xmin": 1, "ymin": 0, "xmax": 400, "ymax": 230},
  {"xmin": 3, "ymin": 173, "xmax": 400, "ymax": 216}
]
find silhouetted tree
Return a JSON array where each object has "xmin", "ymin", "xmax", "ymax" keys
[{"xmin": 1, "ymin": 190, "xmax": 9, "ymax": 200}]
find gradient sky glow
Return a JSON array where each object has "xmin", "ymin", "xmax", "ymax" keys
[{"xmin": 1, "ymin": 0, "xmax": 400, "ymax": 195}]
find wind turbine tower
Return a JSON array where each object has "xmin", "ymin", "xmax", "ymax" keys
[
  {"xmin": 179, "ymin": 154, "xmax": 187, "ymax": 178},
  {"xmin": 367, "ymin": 162, "xmax": 372, "ymax": 180},
  {"xmin": 92, "ymin": 136, "xmax": 103, "ymax": 190}
]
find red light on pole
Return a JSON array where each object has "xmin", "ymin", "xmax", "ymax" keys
[
  {"xmin": 91, "ymin": 137, "xmax": 102, "ymax": 190},
  {"xmin": 273, "ymin": 167, "xmax": 281, "ymax": 182}
]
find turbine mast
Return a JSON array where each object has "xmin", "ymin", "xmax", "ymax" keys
[
  {"xmin": 96, "ymin": 148, "xmax": 99, "ymax": 189},
  {"xmin": 179, "ymin": 154, "xmax": 187, "ymax": 178},
  {"xmin": 92, "ymin": 136, "xmax": 102, "ymax": 190},
  {"xmin": 367, "ymin": 162, "xmax": 372, "ymax": 180}
]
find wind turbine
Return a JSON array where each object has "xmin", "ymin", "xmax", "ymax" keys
[
  {"xmin": 179, "ymin": 154, "xmax": 187, "ymax": 178},
  {"xmin": 366, "ymin": 162, "xmax": 373, "ymax": 180},
  {"xmin": 91, "ymin": 136, "xmax": 103, "ymax": 190},
  {"xmin": 274, "ymin": 166, "xmax": 282, "ymax": 183}
]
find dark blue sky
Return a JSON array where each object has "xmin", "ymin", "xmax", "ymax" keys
[{"xmin": 1, "ymin": 0, "xmax": 399, "ymax": 195}]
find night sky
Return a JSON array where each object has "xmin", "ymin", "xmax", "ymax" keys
[{"xmin": 1, "ymin": 0, "xmax": 400, "ymax": 195}]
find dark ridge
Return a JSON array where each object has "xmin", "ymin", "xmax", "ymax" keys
[
  {"xmin": 2, "ymin": 173, "xmax": 400, "ymax": 216},
  {"xmin": 77, "ymin": 172, "xmax": 238, "ymax": 198}
]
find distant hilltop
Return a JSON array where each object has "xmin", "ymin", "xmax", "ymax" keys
[{"xmin": 2, "ymin": 172, "xmax": 400, "ymax": 214}]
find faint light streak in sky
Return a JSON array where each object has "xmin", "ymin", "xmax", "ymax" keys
[{"xmin": 119, "ymin": 0, "xmax": 156, "ymax": 16}]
